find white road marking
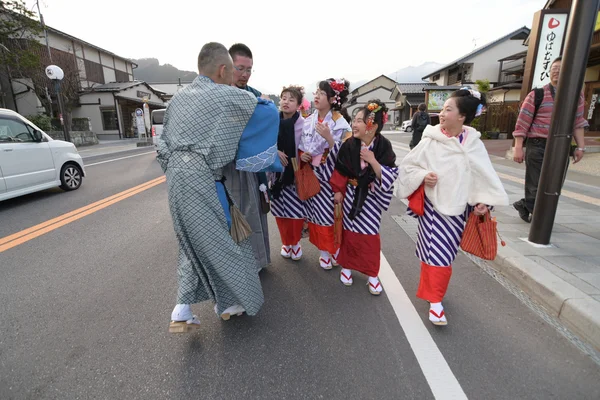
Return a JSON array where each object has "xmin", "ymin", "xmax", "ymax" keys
[
  {"xmin": 379, "ymin": 252, "xmax": 468, "ymax": 400},
  {"xmin": 85, "ymin": 151, "xmax": 157, "ymax": 167}
]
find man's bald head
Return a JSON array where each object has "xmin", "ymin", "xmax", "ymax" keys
[{"xmin": 197, "ymin": 42, "xmax": 234, "ymax": 84}]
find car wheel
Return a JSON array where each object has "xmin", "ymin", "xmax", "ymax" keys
[
  {"xmin": 60, "ymin": 163, "xmax": 83, "ymax": 191},
  {"xmin": 406, "ymin": 127, "xmax": 413, "ymax": 132}
]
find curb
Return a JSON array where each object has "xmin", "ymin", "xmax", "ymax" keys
[{"xmin": 490, "ymin": 244, "xmax": 600, "ymax": 352}]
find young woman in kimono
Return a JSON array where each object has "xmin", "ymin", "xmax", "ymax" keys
[
  {"xmin": 398, "ymin": 89, "xmax": 508, "ymax": 325},
  {"xmin": 298, "ymin": 78, "xmax": 352, "ymax": 270},
  {"xmin": 329, "ymin": 100, "xmax": 398, "ymax": 295},
  {"xmin": 270, "ymin": 86, "xmax": 306, "ymax": 261}
]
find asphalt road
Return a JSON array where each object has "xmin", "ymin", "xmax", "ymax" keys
[{"xmin": 1, "ymin": 145, "xmax": 599, "ymax": 399}]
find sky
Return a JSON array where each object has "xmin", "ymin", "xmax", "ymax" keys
[{"xmin": 25, "ymin": 0, "xmax": 544, "ymax": 94}]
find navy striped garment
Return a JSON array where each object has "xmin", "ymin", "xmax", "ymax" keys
[
  {"xmin": 304, "ymin": 141, "xmax": 341, "ymax": 227},
  {"xmin": 407, "ymin": 198, "xmax": 468, "ymax": 267},
  {"xmin": 342, "ymin": 141, "xmax": 399, "ymax": 235},
  {"xmin": 270, "ymin": 184, "xmax": 305, "ymax": 219}
]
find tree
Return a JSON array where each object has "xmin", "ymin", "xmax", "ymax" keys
[
  {"xmin": 1, "ymin": 1, "xmax": 80, "ymax": 126},
  {"xmin": 475, "ymin": 79, "xmax": 491, "ymax": 94},
  {"xmin": 0, "ymin": 1, "xmax": 43, "ymax": 93}
]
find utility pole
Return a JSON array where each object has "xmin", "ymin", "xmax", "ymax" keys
[
  {"xmin": 35, "ymin": 0, "xmax": 53, "ymax": 117},
  {"xmin": 528, "ymin": 0, "xmax": 600, "ymax": 244}
]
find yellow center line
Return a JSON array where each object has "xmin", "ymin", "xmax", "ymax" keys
[
  {"xmin": 496, "ymin": 172, "xmax": 600, "ymax": 207},
  {"xmin": 0, "ymin": 176, "xmax": 166, "ymax": 254}
]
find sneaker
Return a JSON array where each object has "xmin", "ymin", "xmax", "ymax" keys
[
  {"xmin": 513, "ymin": 200, "xmax": 531, "ymax": 223},
  {"xmin": 291, "ymin": 243, "xmax": 302, "ymax": 261},
  {"xmin": 281, "ymin": 245, "xmax": 292, "ymax": 259}
]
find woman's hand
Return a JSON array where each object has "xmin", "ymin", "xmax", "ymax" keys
[
  {"xmin": 334, "ymin": 192, "xmax": 344, "ymax": 204},
  {"xmin": 300, "ymin": 152, "xmax": 313, "ymax": 163},
  {"xmin": 360, "ymin": 148, "xmax": 376, "ymax": 165},
  {"xmin": 277, "ymin": 150, "xmax": 288, "ymax": 167},
  {"xmin": 474, "ymin": 203, "xmax": 489, "ymax": 216},
  {"xmin": 423, "ymin": 172, "xmax": 438, "ymax": 187},
  {"xmin": 316, "ymin": 123, "xmax": 334, "ymax": 147},
  {"xmin": 278, "ymin": 151, "xmax": 288, "ymax": 167}
]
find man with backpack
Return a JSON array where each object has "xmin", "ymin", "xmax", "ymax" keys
[
  {"xmin": 512, "ymin": 57, "xmax": 588, "ymax": 222},
  {"xmin": 410, "ymin": 103, "xmax": 431, "ymax": 149}
]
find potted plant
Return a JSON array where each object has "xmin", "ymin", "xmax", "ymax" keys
[{"xmin": 487, "ymin": 127, "xmax": 500, "ymax": 140}]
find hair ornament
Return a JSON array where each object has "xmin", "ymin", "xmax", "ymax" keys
[
  {"xmin": 328, "ymin": 79, "xmax": 346, "ymax": 105},
  {"xmin": 475, "ymin": 104, "xmax": 484, "ymax": 117},
  {"xmin": 461, "ymin": 86, "xmax": 481, "ymax": 100}
]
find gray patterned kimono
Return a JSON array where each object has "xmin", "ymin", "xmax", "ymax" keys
[
  {"xmin": 222, "ymin": 84, "xmax": 271, "ymax": 270},
  {"xmin": 157, "ymin": 75, "xmax": 264, "ymax": 316}
]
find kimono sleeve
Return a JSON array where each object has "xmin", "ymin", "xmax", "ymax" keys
[
  {"xmin": 156, "ymin": 106, "xmax": 172, "ymax": 172},
  {"xmin": 235, "ymin": 98, "xmax": 284, "ymax": 173},
  {"xmin": 374, "ymin": 165, "xmax": 399, "ymax": 211},
  {"xmin": 313, "ymin": 140, "xmax": 343, "ymax": 182}
]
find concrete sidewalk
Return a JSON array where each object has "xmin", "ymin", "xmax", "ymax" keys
[
  {"xmin": 76, "ymin": 139, "xmax": 153, "ymax": 159},
  {"xmin": 385, "ymin": 132, "xmax": 600, "ymax": 352}
]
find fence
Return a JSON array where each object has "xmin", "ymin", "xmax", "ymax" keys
[
  {"xmin": 478, "ymin": 102, "xmax": 520, "ymax": 136},
  {"xmin": 51, "ymin": 117, "xmax": 91, "ymax": 132}
]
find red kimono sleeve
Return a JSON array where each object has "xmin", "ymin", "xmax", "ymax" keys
[{"xmin": 330, "ymin": 169, "xmax": 348, "ymax": 196}]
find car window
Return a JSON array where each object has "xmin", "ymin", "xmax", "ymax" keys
[
  {"xmin": 152, "ymin": 110, "xmax": 165, "ymax": 125},
  {"xmin": 0, "ymin": 117, "xmax": 35, "ymax": 143}
]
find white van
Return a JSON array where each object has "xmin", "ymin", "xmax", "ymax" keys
[
  {"xmin": 151, "ymin": 109, "xmax": 166, "ymax": 147},
  {"xmin": 0, "ymin": 108, "xmax": 85, "ymax": 202}
]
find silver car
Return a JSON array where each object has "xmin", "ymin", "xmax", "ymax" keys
[{"xmin": 151, "ymin": 109, "xmax": 166, "ymax": 147}]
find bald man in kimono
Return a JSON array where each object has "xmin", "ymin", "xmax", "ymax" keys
[{"xmin": 157, "ymin": 42, "xmax": 281, "ymax": 332}]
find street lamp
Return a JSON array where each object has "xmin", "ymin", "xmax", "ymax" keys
[{"xmin": 45, "ymin": 65, "xmax": 71, "ymax": 143}]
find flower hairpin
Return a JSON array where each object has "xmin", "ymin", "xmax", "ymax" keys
[{"xmin": 329, "ymin": 79, "xmax": 346, "ymax": 105}]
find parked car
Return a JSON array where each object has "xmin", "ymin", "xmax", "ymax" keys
[
  {"xmin": 401, "ymin": 113, "xmax": 440, "ymax": 132},
  {"xmin": 151, "ymin": 109, "xmax": 166, "ymax": 147},
  {"xmin": 0, "ymin": 108, "xmax": 85, "ymax": 202}
]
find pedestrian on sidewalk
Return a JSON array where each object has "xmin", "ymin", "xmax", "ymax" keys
[
  {"xmin": 398, "ymin": 88, "xmax": 509, "ymax": 325},
  {"xmin": 157, "ymin": 42, "xmax": 280, "ymax": 332},
  {"xmin": 222, "ymin": 43, "xmax": 272, "ymax": 271},
  {"xmin": 270, "ymin": 85, "xmax": 306, "ymax": 261},
  {"xmin": 329, "ymin": 99, "xmax": 399, "ymax": 295},
  {"xmin": 299, "ymin": 79, "xmax": 352, "ymax": 270},
  {"xmin": 409, "ymin": 103, "xmax": 431, "ymax": 149},
  {"xmin": 512, "ymin": 57, "xmax": 589, "ymax": 223}
]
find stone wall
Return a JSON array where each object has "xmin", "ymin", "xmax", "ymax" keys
[{"xmin": 48, "ymin": 131, "xmax": 99, "ymax": 147}]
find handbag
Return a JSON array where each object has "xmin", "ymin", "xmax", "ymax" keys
[
  {"xmin": 408, "ymin": 184, "xmax": 425, "ymax": 216},
  {"xmin": 333, "ymin": 203, "xmax": 343, "ymax": 248},
  {"xmin": 460, "ymin": 211, "xmax": 505, "ymax": 260},
  {"xmin": 292, "ymin": 157, "xmax": 320, "ymax": 201}
]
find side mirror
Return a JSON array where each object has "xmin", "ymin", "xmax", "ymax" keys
[{"xmin": 33, "ymin": 130, "xmax": 43, "ymax": 142}]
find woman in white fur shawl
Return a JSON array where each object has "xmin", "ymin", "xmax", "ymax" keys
[{"xmin": 398, "ymin": 88, "xmax": 509, "ymax": 326}]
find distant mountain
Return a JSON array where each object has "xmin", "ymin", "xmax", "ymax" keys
[{"xmin": 132, "ymin": 58, "xmax": 197, "ymax": 83}]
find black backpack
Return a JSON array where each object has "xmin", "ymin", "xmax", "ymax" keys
[
  {"xmin": 531, "ymin": 87, "xmax": 544, "ymax": 121},
  {"xmin": 415, "ymin": 112, "xmax": 429, "ymax": 130}
]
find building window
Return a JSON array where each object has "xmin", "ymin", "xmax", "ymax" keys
[
  {"xmin": 433, "ymin": 74, "xmax": 440, "ymax": 81},
  {"xmin": 115, "ymin": 69, "xmax": 129, "ymax": 82},
  {"xmin": 101, "ymin": 109, "xmax": 118, "ymax": 131},
  {"xmin": 85, "ymin": 59, "xmax": 105, "ymax": 84}
]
